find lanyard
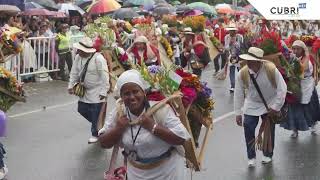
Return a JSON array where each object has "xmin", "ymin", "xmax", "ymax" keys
[{"xmin": 126, "ymin": 107, "xmax": 142, "ymax": 147}]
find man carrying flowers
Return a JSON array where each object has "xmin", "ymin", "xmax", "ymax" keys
[{"xmin": 234, "ymin": 47, "xmax": 287, "ymax": 167}]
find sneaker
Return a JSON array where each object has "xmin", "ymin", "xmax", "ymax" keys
[
  {"xmin": 0, "ymin": 166, "xmax": 8, "ymax": 180},
  {"xmin": 310, "ymin": 125, "xmax": 317, "ymax": 135},
  {"xmin": 248, "ymin": 159, "xmax": 256, "ymax": 168},
  {"xmin": 88, "ymin": 136, "xmax": 98, "ymax": 144},
  {"xmin": 261, "ymin": 156, "xmax": 272, "ymax": 164},
  {"xmin": 291, "ymin": 131, "xmax": 298, "ymax": 138},
  {"xmin": 229, "ymin": 88, "xmax": 234, "ymax": 93}
]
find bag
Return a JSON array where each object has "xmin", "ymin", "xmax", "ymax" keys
[
  {"xmin": 190, "ymin": 53, "xmax": 204, "ymax": 69},
  {"xmin": 104, "ymin": 145, "xmax": 127, "ymax": 180},
  {"xmin": 249, "ymin": 73, "xmax": 288, "ymax": 124},
  {"xmin": 73, "ymin": 53, "xmax": 95, "ymax": 97}
]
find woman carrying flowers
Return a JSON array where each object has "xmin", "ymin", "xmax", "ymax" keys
[
  {"xmin": 127, "ymin": 36, "xmax": 160, "ymax": 66},
  {"xmin": 281, "ymin": 40, "xmax": 320, "ymax": 138},
  {"xmin": 98, "ymin": 70, "xmax": 190, "ymax": 180}
]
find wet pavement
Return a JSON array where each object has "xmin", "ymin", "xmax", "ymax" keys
[{"xmin": 3, "ymin": 64, "xmax": 320, "ymax": 180}]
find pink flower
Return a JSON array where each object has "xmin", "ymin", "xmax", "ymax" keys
[{"xmin": 181, "ymin": 87, "xmax": 197, "ymax": 106}]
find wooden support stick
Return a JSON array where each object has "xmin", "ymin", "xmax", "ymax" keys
[{"xmin": 0, "ymin": 86, "xmax": 25, "ymax": 102}]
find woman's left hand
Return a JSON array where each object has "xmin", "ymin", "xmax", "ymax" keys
[{"xmin": 139, "ymin": 114, "xmax": 155, "ymax": 132}]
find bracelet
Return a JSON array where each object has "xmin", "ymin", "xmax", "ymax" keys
[{"xmin": 151, "ymin": 123, "xmax": 158, "ymax": 134}]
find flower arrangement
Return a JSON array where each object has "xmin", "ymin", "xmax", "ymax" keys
[
  {"xmin": 183, "ymin": 16, "xmax": 206, "ymax": 33},
  {"xmin": 161, "ymin": 15, "xmax": 178, "ymax": 27},
  {"xmin": 209, "ymin": 36, "xmax": 222, "ymax": 48},
  {"xmin": 0, "ymin": 29, "xmax": 22, "ymax": 62},
  {"xmin": 160, "ymin": 36, "xmax": 173, "ymax": 59},
  {"xmin": 284, "ymin": 34, "xmax": 299, "ymax": 48},
  {"xmin": 253, "ymin": 31, "xmax": 282, "ymax": 56},
  {"xmin": 300, "ymin": 35, "xmax": 317, "ymax": 47},
  {"xmin": 84, "ymin": 17, "xmax": 116, "ymax": 49},
  {"xmin": 131, "ymin": 17, "xmax": 152, "ymax": 26},
  {"xmin": 0, "ymin": 67, "xmax": 24, "ymax": 112}
]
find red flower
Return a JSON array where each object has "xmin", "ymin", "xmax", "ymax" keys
[
  {"xmin": 147, "ymin": 91, "xmax": 165, "ymax": 101},
  {"xmin": 175, "ymin": 69, "xmax": 192, "ymax": 78}
]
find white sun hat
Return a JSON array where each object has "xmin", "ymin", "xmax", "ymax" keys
[
  {"xmin": 239, "ymin": 47, "xmax": 266, "ymax": 61},
  {"xmin": 73, "ymin": 37, "xmax": 96, "ymax": 53}
]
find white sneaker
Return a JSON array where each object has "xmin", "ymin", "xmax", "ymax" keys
[
  {"xmin": 229, "ymin": 88, "xmax": 234, "ymax": 93},
  {"xmin": 310, "ymin": 125, "xmax": 317, "ymax": 135},
  {"xmin": 291, "ymin": 131, "xmax": 298, "ymax": 138},
  {"xmin": 261, "ymin": 156, "xmax": 272, "ymax": 164},
  {"xmin": 0, "ymin": 166, "xmax": 8, "ymax": 180},
  {"xmin": 88, "ymin": 136, "xmax": 98, "ymax": 144},
  {"xmin": 248, "ymin": 159, "xmax": 256, "ymax": 167}
]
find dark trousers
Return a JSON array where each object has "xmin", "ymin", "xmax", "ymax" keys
[
  {"xmin": 0, "ymin": 143, "xmax": 5, "ymax": 168},
  {"xmin": 244, "ymin": 114, "xmax": 275, "ymax": 159},
  {"xmin": 58, "ymin": 51, "xmax": 73, "ymax": 79},
  {"xmin": 229, "ymin": 66, "xmax": 239, "ymax": 89},
  {"xmin": 214, "ymin": 52, "xmax": 227, "ymax": 72},
  {"xmin": 78, "ymin": 101, "xmax": 103, "ymax": 137},
  {"xmin": 175, "ymin": 57, "xmax": 181, "ymax": 66}
]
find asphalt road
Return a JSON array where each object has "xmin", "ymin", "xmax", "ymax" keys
[{"xmin": 3, "ymin": 65, "xmax": 320, "ymax": 180}]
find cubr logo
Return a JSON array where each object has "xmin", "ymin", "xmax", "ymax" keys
[{"xmin": 270, "ymin": 7, "xmax": 299, "ymax": 15}]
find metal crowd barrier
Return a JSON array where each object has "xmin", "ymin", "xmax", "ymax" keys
[{"xmin": 1, "ymin": 36, "xmax": 60, "ymax": 82}]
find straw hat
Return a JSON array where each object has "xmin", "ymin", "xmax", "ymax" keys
[
  {"xmin": 73, "ymin": 37, "xmax": 96, "ymax": 53},
  {"xmin": 183, "ymin": 27, "xmax": 195, "ymax": 35},
  {"xmin": 225, "ymin": 23, "xmax": 238, "ymax": 31},
  {"xmin": 239, "ymin": 47, "xmax": 265, "ymax": 61}
]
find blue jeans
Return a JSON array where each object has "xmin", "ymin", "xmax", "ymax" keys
[
  {"xmin": 229, "ymin": 65, "xmax": 239, "ymax": 88},
  {"xmin": 243, "ymin": 114, "xmax": 275, "ymax": 159},
  {"xmin": 78, "ymin": 101, "xmax": 103, "ymax": 137}
]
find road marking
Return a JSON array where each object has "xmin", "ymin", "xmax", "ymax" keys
[
  {"xmin": 8, "ymin": 101, "xmax": 76, "ymax": 118},
  {"xmin": 8, "ymin": 101, "xmax": 235, "ymax": 124},
  {"xmin": 213, "ymin": 111, "xmax": 235, "ymax": 124}
]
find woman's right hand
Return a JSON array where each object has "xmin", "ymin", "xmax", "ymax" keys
[{"xmin": 116, "ymin": 115, "xmax": 129, "ymax": 131}]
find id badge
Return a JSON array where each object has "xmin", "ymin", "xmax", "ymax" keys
[{"xmin": 128, "ymin": 150, "xmax": 138, "ymax": 161}]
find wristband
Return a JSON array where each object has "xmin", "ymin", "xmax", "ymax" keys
[{"xmin": 151, "ymin": 123, "xmax": 158, "ymax": 134}]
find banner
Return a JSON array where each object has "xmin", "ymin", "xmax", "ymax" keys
[{"xmin": 248, "ymin": 0, "xmax": 320, "ymax": 20}]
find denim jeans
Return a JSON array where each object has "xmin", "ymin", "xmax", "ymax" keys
[
  {"xmin": 214, "ymin": 52, "xmax": 227, "ymax": 72},
  {"xmin": 78, "ymin": 101, "xmax": 103, "ymax": 137},
  {"xmin": 243, "ymin": 114, "xmax": 275, "ymax": 159},
  {"xmin": 229, "ymin": 65, "xmax": 239, "ymax": 89}
]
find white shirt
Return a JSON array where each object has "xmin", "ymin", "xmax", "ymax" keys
[
  {"xmin": 104, "ymin": 101, "xmax": 190, "ymax": 180},
  {"xmin": 68, "ymin": 53, "xmax": 110, "ymax": 103},
  {"xmin": 234, "ymin": 64, "xmax": 287, "ymax": 116}
]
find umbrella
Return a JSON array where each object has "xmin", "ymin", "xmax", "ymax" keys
[
  {"xmin": 88, "ymin": 0, "xmax": 121, "ymax": 15},
  {"xmin": 113, "ymin": 8, "xmax": 139, "ymax": 19},
  {"xmin": 215, "ymin": 3, "xmax": 234, "ymax": 14},
  {"xmin": 22, "ymin": 8, "xmax": 54, "ymax": 16},
  {"xmin": 187, "ymin": 2, "xmax": 216, "ymax": 15},
  {"xmin": 152, "ymin": 6, "xmax": 174, "ymax": 16},
  {"xmin": 25, "ymin": 0, "xmax": 58, "ymax": 10},
  {"xmin": 75, "ymin": 0, "xmax": 92, "ymax": 10},
  {"xmin": 171, "ymin": 1, "xmax": 181, "ymax": 6},
  {"xmin": 51, "ymin": 11, "xmax": 67, "ymax": 18},
  {"xmin": 183, "ymin": 9, "xmax": 203, "ymax": 17},
  {"xmin": 0, "ymin": 4, "xmax": 21, "ymax": 14},
  {"xmin": 176, "ymin": 4, "xmax": 190, "ymax": 13},
  {"xmin": 125, "ymin": 0, "xmax": 155, "ymax": 7},
  {"xmin": 58, "ymin": 3, "xmax": 85, "ymax": 16},
  {"xmin": 24, "ymin": 2, "xmax": 44, "ymax": 10},
  {"xmin": 234, "ymin": 7, "xmax": 250, "ymax": 16}
]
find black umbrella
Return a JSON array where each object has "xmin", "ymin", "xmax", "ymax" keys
[
  {"xmin": 153, "ymin": 6, "xmax": 174, "ymax": 16},
  {"xmin": 25, "ymin": 0, "xmax": 58, "ymax": 10},
  {"xmin": 113, "ymin": 8, "xmax": 139, "ymax": 19}
]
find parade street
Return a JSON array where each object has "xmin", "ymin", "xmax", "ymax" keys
[{"xmin": 4, "ymin": 65, "xmax": 320, "ymax": 180}]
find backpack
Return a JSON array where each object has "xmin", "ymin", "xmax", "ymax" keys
[{"xmin": 240, "ymin": 61, "xmax": 277, "ymax": 89}]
